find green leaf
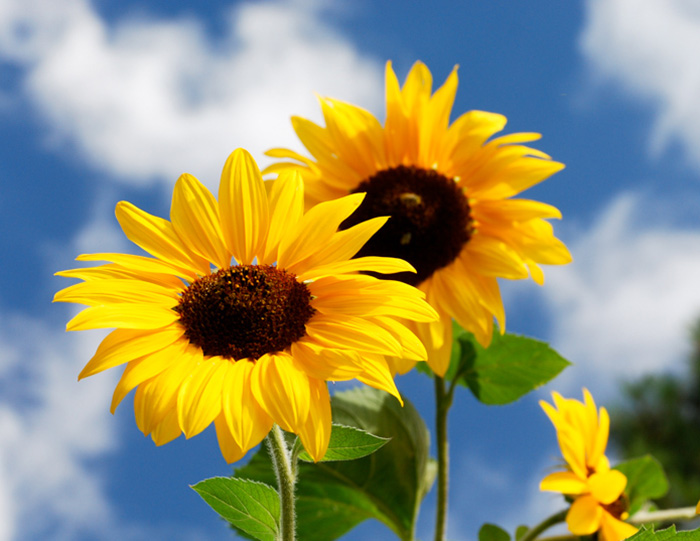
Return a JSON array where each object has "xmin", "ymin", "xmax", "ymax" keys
[
  {"xmin": 615, "ymin": 455, "xmax": 670, "ymax": 514},
  {"xmin": 453, "ymin": 325, "xmax": 570, "ymax": 405},
  {"xmin": 478, "ymin": 523, "xmax": 511, "ymax": 541},
  {"xmin": 297, "ymin": 424, "xmax": 390, "ymax": 462},
  {"xmin": 191, "ymin": 477, "xmax": 279, "ymax": 541},
  {"xmin": 234, "ymin": 387, "xmax": 435, "ymax": 541},
  {"xmin": 515, "ymin": 525, "xmax": 529, "ymax": 540},
  {"xmin": 627, "ymin": 525, "xmax": 700, "ymax": 540}
]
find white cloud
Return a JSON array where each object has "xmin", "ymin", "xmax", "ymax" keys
[
  {"xmin": 580, "ymin": 0, "xmax": 700, "ymax": 168},
  {"xmin": 0, "ymin": 311, "xmax": 117, "ymax": 541},
  {"xmin": 0, "ymin": 0, "xmax": 383, "ymax": 189},
  {"xmin": 539, "ymin": 191, "xmax": 700, "ymax": 397}
]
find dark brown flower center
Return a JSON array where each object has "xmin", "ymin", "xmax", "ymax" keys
[
  {"xmin": 602, "ymin": 493, "xmax": 629, "ymax": 520},
  {"xmin": 174, "ymin": 265, "xmax": 315, "ymax": 360},
  {"xmin": 340, "ymin": 165, "xmax": 473, "ymax": 286}
]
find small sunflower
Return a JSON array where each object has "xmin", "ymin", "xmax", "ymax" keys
[
  {"xmin": 54, "ymin": 148, "xmax": 437, "ymax": 463},
  {"xmin": 265, "ymin": 61, "xmax": 572, "ymax": 375},
  {"xmin": 540, "ymin": 390, "xmax": 638, "ymax": 541}
]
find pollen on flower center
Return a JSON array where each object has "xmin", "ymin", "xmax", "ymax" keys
[
  {"xmin": 175, "ymin": 264, "xmax": 316, "ymax": 361},
  {"xmin": 341, "ymin": 165, "xmax": 473, "ymax": 286}
]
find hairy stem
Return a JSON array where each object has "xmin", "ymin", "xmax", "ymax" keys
[{"xmin": 266, "ymin": 425, "xmax": 297, "ymax": 541}]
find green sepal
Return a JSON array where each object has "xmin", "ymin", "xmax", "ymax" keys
[{"xmin": 191, "ymin": 477, "xmax": 279, "ymax": 541}]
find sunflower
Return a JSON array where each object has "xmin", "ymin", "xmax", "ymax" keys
[
  {"xmin": 265, "ymin": 61, "xmax": 571, "ymax": 375},
  {"xmin": 54, "ymin": 148, "xmax": 437, "ymax": 463},
  {"xmin": 540, "ymin": 390, "xmax": 638, "ymax": 541}
]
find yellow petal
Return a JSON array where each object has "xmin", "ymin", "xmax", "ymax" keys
[
  {"xmin": 401, "ymin": 61, "xmax": 432, "ymax": 115},
  {"xmin": 567, "ymin": 495, "xmax": 603, "ymax": 536},
  {"xmin": 54, "ymin": 279, "xmax": 179, "ymax": 306},
  {"xmin": 591, "ymin": 406, "xmax": 610, "ymax": 471},
  {"xmin": 384, "ymin": 60, "xmax": 411, "ymax": 164},
  {"xmin": 420, "ymin": 66, "xmax": 458, "ymax": 166},
  {"xmin": 222, "ymin": 359, "xmax": 274, "ymax": 452},
  {"xmin": 115, "ymin": 201, "xmax": 209, "ymax": 276},
  {"xmin": 112, "ymin": 338, "xmax": 191, "ymax": 414},
  {"xmin": 66, "ymin": 304, "xmax": 179, "ymax": 331},
  {"xmin": 410, "ymin": 296, "xmax": 452, "ymax": 376},
  {"xmin": 170, "ymin": 173, "xmax": 231, "ymax": 269},
  {"xmin": 462, "ymin": 235, "xmax": 529, "ymax": 280},
  {"xmin": 177, "ymin": 356, "xmax": 228, "ymax": 438},
  {"xmin": 263, "ymin": 169, "xmax": 304, "ymax": 264},
  {"xmin": 317, "ymin": 98, "xmax": 385, "ymax": 178},
  {"xmin": 305, "ymin": 315, "xmax": 403, "ymax": 356},
  {"xmin": 539, "ymin": 471, "xmax": 588, "ymax": 495},
  {"xmin": 290, "ymin": 340, "xmax": 364, "ymax": 381},
  {"xmin": 73, "ymin": 252, "xmax": 193, "ymax": 280},
  {"xmin": 151, "ymin": 407, "xmax": 182, "ymax": 446},
  {"xmin": 310, "ymin": 285, "xmax": 436, "ymax": 323},
  {"xmin": 599, "ymin": 513, "xmax": 638, "ymax": 541},
  {"xmin": 355, "ymin": 354, "xmax": 403, "ymax": 405},
  {"xmin": 214, "ymin": 412, "xmax": 248, "ymax": 464},
  {"xmin": 298, "ymin": 216, "xmax": 389, "ymax": 270},
  {"xmin": 589, "ymin": 470, "xmax": 626, "ymax": 505},
  {"xmin": 297, "ymin": 378, "xmax": 331, "ymax": 462},
  {"xmin": 278, "ymin": 192, "xmax": 365, "ymax": 270},
  {"xmin": 79, "ymin": 325, "xmax": 185, "ymax": 379},
  {"xmin": 430, "ymin": 265, "xmax": 493, "ymax": 347},
  {"xmin": 250, "ymin": 353, "xmax": 311, "ymax": 435},
  {"xmin": 368, "ymin": 316, "xmax": 427, "ymax": 361},
  {"xmin": 126, "ymin": 343, "xmax": 200, "ymax": 429},
  {"xmin": 218, "ymin": 149, "xmax": 269, "ymax": 264},
  {"xmin": 297, "ymin": 256, "xmax": 415, "ymax": 282}
]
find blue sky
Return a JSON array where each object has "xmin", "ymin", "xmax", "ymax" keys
[{"xmin": 2, "ymin": 0, "xmax": 700, "ymax": 539}]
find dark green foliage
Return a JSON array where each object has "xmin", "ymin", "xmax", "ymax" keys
[
  {"xmin": 233, "ymin": 387, "xmax": 435, "ymax": 541},
  {"xmin": 611, "ymin": 320, "xmax": 700, "ymax": 512}
]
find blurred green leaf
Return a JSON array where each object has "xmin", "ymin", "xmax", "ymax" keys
[
  {"xmin": 191, "ymin": 477, "xmax": 279, "ymax": 541},
  {"xmin": 234, "ymin": 387, "xmax": 434, "ymax": 541},
  {"xmin": 297, "ymin": 424, "xmax": 389, "ymax": 462},
  {"xmin": 515, "ymin": 525, "xmax": 529, "ymax": 540},
  {"xmin": 615, "ymin": 455, "xmax": 670, "ymax": 515},
  {"xmin": 478, "ymin": 523, "xmax": 511, "ymax": 541},
  {"xmin": 453, "ymin": 325, "xmax": 570, "ymax": 405}
]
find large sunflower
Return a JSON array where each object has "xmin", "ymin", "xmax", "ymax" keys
[
  {"xmin": 54, "ymin": 148, "xmax": 437, "ymax": 463},
  {"xmin": 266, "ymin": 61, "xmax": 572, "ymax": 376}
]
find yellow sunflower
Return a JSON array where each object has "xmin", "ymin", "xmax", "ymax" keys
[
  {"xmin": 265, "ymin": 60, "xmax": 571, "ymax": 376},
  {"xmin": 540, "ymin": 390, "xmax": 638, "ymax": 541},
  {"xmin": 54, "ymin": 148, "xmax": 437, "ymax": 463}
]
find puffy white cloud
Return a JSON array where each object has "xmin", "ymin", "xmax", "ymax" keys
[
  {"xmin": 580, "ymin": 0, "xmax": 700, "ymax": 168},
  {"xmin": 538, "ymin": 191, "xmax": 700, "ymax": 397},
  {"xmin": 0, "ymin": 311, "xmax": 117, "ymax": 541},
  {"xmin": 0, "ymin": 0, "xmax": 383, "ymax": 188}
]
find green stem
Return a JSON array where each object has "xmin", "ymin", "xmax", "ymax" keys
[
  {"xmin": 629, "ymin": 506, "xmax": 697, "ymax": 524},
  {"xmin": 266, "ymin": 425, "xmax": 297, "ymax": 541},
  {"xmin": 519, "ymin": 509, "xmax": 568, "ymax": 541},
  {"xmin": 434, "ymin": 376, "xmax": 452, "ymax": 541}
]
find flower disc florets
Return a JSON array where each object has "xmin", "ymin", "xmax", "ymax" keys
[
  {"xmin": 341, "ymin": 165, "xmax": 473, "ymax": 286},
  {"xmin": 175, "ymin": 264, "xmax": 315, "ymax": 360}
]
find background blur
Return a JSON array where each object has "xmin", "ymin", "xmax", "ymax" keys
[{"xmin": 2, "ymin": 0, "xmax": 700, "ymax": 539}]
